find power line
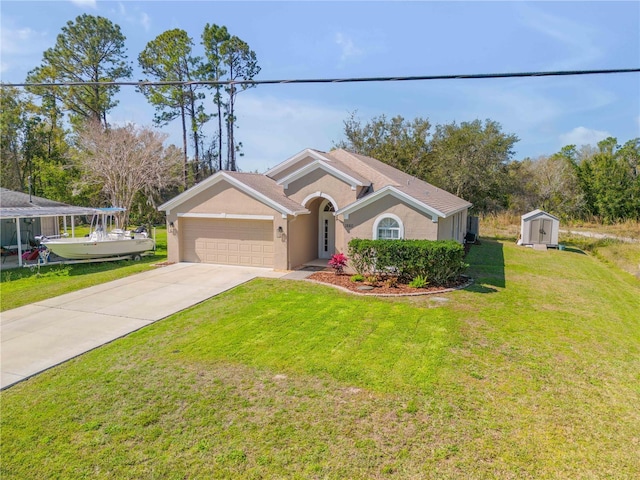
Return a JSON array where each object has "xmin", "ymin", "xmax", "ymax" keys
[{"xmin": 4, "ymin": 68, "xmax": 639, "ymax": 88}]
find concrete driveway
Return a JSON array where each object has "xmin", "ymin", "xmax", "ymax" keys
[{"xmin": 1, "ymin": 263, "xmax": 286, "ymax": 389}]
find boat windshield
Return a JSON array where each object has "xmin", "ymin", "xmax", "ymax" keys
[{"xmin": 90, "ymin": 209, "xmax": 124, "ymax": 240}]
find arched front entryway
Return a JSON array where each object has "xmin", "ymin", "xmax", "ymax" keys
[
  {"xmin": 318, "ymin": 199, "xmax": 336, "ymax": 259},
  {"xmin": 288, "ymin": 194, "xmax": 338, "ymax": 268}
]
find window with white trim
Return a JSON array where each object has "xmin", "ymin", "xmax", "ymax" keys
[{"xmin": 376, "ymin": 217, "xmax": 401, "ymax": 240}]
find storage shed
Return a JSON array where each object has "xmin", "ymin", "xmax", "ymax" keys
[{"xmin": 520, "ymin": 209, "xmax": 559, "ymax": 248}]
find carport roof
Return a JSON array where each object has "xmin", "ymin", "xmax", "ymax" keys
[{"xmin": 0, "ymin": 188, "xmax": 99, "ymax": 219}]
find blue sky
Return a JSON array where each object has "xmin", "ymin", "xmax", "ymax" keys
[{"xmin": 2, "ymin": 0, "xmax": 639, "ymax": 172}]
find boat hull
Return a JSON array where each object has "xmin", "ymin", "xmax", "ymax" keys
[{"xmin": 43, "ymin": 237, "xmax": 155, "ymax": 260}]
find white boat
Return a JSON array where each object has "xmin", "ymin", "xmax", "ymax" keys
[{"xmin": 41, "ymin": 208, "xmax": 155, "ymax": 260}]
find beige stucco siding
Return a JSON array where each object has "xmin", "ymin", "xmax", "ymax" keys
[
  {"xmin": 176, "ymin": 182, "xmax": 278, "ymax": 216},
  {"xmin": 437, "ymin": 216, "xmax": 453, "ymax": 241},
  {"xmin": 458, "ymin": 210, "xmax": 468, "ymax": 242},
  {"xmin": 272, "ymin": 216, "xmax": 288, "ymax": 270},
  {"xmin": 339, "ymin": 196, "xmax": 439, "ymax": 251},
  {"xmin": 288, "ymin": 211, "xmax": 317, "ymax": 268},
  {"xmin": 436, "ymin": 211, "xmax": 467, "ymax": 243},
  {"xmin": 284, "ymin": 169, "xmax": 357, "ymax": 210}
]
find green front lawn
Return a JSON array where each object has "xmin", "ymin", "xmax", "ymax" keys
[
  {"xmin": 1, "ymin": 238, "xmax": 639, "ymax": 478},
  {"xmin": 0, "ymin": 228, "xmax": 167, "ymax": 312}
]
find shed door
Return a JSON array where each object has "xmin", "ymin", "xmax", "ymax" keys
[
  {"xmin": 530, "ymin": 218, "xmax": 552, "ymax": 244},
  {"xmin": 181, "ymin": 218, "xmax": 274, "ymax": 267}
]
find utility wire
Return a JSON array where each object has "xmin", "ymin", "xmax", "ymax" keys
[{"xmin": 5, "ymin": 68, "xmax": 640, "ymax": 88}]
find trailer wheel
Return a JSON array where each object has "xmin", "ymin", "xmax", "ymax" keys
[{"xmin": 133, "ymin": 254, "xmax": 142, "ymax": 261}]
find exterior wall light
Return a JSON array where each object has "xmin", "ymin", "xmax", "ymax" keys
[{"xmin": 276, "ymin": 226, "xmax": 283, "ymax": 238}]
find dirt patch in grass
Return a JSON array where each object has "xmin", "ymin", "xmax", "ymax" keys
[{"xmin": 307, "ymin": 271, "xmax": 470, "ymax": 295}]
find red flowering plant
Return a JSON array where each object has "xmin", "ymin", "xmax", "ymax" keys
[{"xmin": 328, "ymin": 252, "xmax": 348, "ymax": 275}]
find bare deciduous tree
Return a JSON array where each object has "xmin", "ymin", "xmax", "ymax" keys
[{"xmin": 75, "ymin": 121, "xmax": 182, "ymax": 227}]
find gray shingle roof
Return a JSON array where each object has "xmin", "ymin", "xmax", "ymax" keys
[
  {"xmin": 161, "ymin": 148, "xmax": 471, "ymax": 219},
  {"xmin": 323, "ymin": 150, "xmax": 472, "ymax": 216},
  {"xmin": 0, "ymin": 188, "xmax": 99, "ymax": 219}
]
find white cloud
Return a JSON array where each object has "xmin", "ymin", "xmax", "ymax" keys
[
  {"xmin": 113, "ymin": 2, "xmax": 151, "ymax": 32},
  {"xmin": 0, "ymin": 20, "xmax": 50, "ymax": 75},
  {"xmin": 517, "ymin": 3, "xmax": 602, "ymax": 69},
  {"xmin": 1, "ymin": 26, "xmax": 45, "ymax": 55},
  {"xmin": 335, "ymin": 33, "xmax": 363, "ymax": 62},
  {"xmin": 559, "ymin": 127, "xmax": 611, "ymax": 147},
  {"xmin": 70, "ymin": 0, "xmax": 97, "ymax": 8},
  {"xmin": 140, "ymin": 12, "xmax": 151, "ymax": 32}
]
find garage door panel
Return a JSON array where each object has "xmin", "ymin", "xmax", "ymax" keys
[{"xmin": 182, "ymin": 218, "xmax": 274, "ymax": 267}]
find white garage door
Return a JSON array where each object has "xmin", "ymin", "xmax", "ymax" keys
[{"xmin": 181, "ymin": 218, "xmax": 274, "ymax": 267}]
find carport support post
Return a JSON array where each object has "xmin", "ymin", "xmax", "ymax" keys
[{"xmin": 16, "ymin": 217, "xmax": 23, "ymax": 267}]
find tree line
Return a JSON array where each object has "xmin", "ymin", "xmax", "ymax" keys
[
  {"xmin": 1, "ymin": 14, "xmax": 259, "ymax": 224},
  {"xmin": 2, "ymin": 14, "xmax": 638, "ymax": 225},
  {"xmin": 337, "ymin": 114, "xmax": 640, "ymax": 222}
]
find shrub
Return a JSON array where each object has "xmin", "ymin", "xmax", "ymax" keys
[
  {"xmin": 328, "ymin": 252, "xmax": 348, "ymax": 275},
  {"xmin": 385, "ymin": 276, "xmax": 398, "ymax": 288},
  {"xmin": 350, "ymin": 274, "xmax": 364, "ymax": 283},
  {"xmin": 346, "ymin": 239, "xmax": 377, "ymax": 276},
  {"xmin": 408, "ymin": 275, "xmax": 429, "ymax": 288},
  {"xmin": 365, "ymin": 275, "xmax": 379, "ymax": 286},
  {"xmin": 348, "ymin": 239, "xmax": 467, "ymax": 286}
]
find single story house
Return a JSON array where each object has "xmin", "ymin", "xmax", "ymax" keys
[
  {"xmin": 0, "ymin": 188, "xmax": 98, "ymax": 266},
  {"xmin": 159, "ymin": 148, "xmax": 472, "ymax": 270}
]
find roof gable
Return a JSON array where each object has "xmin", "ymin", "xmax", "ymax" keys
[
  {"xmin": 159, "ymin": 172, "xmax": 307, "ymax": 216},
  {"xmin": 336, "ymin": 185, "xmax": 446, "ymax": 221},
  {"xmin": 276, "ymin": 159, "xmax": 370, "ymax": 191},
  {"xmin": 265, "ymin": 148, "xmax": 334, "ymax": 179},
  {"xmin": 522, "ymin": 209, "xmax": 559, "ymax": 221}
]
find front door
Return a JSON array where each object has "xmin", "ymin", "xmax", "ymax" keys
[{"xmin": 318, "ymin": 199, "xmax": 335, "ymax": 259}]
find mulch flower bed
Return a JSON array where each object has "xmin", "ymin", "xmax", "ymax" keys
[{"xmin": 307, "ymin": 271, "xmax": 471, "ymax": 296}]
